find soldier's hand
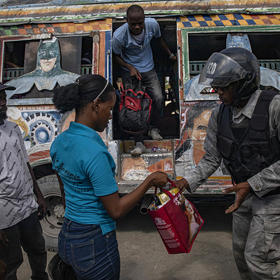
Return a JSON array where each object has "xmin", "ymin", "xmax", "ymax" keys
[
  {"xmin": 223, "ymin": 182, "xmax": 250, "ymax": 214},
  {"xmin": 174, "ymin": 178, "xmax": 191, "ymax": 193},
  {"xmin": 0, "ymin": 230, "xmax": 8, "ymax": 247}
]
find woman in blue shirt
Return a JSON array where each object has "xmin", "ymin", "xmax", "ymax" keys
[{"xmin": 50, "ymin": 74, "xmax": 168, "ymax": 280}]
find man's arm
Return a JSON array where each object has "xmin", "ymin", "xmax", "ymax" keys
[
  {"xmin": 158, "ymin": 37, "xmax": 176, "ymax": 62},
  {"xmin": 112, "ymin": 35, "xmax": 142, "ymax": 80},
  {"xmin": 14, "ymin": 124, "xmax": 47, "ymax": 218},
  {"xmin": 113, "ymin": 54, "xmax": 142, "ymax": 80},
  {"xmin": 150, "ymin": 18, "xmax": 176, "ymax": 61},
  {"xmin": 177, "ymin": 108, "xmax": 250, "ymax": 214},
  {"xmin": 27, "ymin": 163, "xmax": 47, "ymax": 219},
  {"xmin": 55, "ymin": 171, "xmax": 65, "ymax": 209}
]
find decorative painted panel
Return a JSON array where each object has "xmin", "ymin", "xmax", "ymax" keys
[
  {"xmin": 175, "ymin": 101, "xmax": 231, "ymax": 193},
  {"xmin": 121, "ymin": 153, "xmax": 174, "ymax": 181},
  {"xmin": 7, "ymin": 105, "xmax": 61, "ymax": 164},
  {"xmin": 1, "ymin": 1, "xmax": 280, "ymax": 25},
  {"xmin": 177, "ymin": 14, "xmax": 280, "ymax": 29},
  {"xmin": 0, "ymin": 20, "xmax": 112, "ymax": 37}
]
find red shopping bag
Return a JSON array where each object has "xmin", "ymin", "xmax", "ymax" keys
[{"xmin": 148, "ymin": 183, "xmax": 204, "ymax": 254}]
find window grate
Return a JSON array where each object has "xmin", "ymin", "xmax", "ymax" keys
[{"xmin": 189, "ymin": 60, "xmax": 280, "ymax": 75}]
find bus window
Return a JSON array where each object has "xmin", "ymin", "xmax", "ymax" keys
[
  {"xmin": 3, "ymin": 41, "xmax": 25, "ymax": 82},
  {"xmin": 3, "ymin": 37, "xmax": 83, "ymax": 99},
  {"xmin": 185, "ymin": 32, "xmax": 280, "ymax": 101},
  {"xmin": 188, "ymin": 32, "xmax": 280, "ymax": 78},
  {"xmin": 81, "ymin": 36, "xmax": 93, "ymax": 74}
]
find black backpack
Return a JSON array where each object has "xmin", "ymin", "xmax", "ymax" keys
[{"xmin": 118, "ymin": 82, "xmax": 152, "ymax": 135}]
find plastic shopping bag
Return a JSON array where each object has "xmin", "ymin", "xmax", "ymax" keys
[{"xmin": 148, "ymin": 182, "xmax": 204, "ymax": 254}]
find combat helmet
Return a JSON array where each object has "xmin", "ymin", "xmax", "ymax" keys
[{"xmin": 199, "ymin": 47, "xmax": 260, "ymax": 106}]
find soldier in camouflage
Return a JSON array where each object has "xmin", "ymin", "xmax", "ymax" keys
[{"xmin": 176, "ymin": 47, "xmax": 280, "ymax": 279}]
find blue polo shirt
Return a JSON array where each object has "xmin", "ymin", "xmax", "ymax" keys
[
  {"xmin": 50, "ymin": 122, "xmax": 118, "ymax": 234},
  {"xmin": 112, "ymin": 18, "xmax": 161, "ymax": 73}
]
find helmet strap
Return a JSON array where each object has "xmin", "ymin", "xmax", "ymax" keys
[{"xmin": 232, "ymin": 75, "xmax": 257, "ymax": 107}]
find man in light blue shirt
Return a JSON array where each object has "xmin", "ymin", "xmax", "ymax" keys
[{"xmin": 112, "ymin": 4, "xmax": 176, "ymax": 143}]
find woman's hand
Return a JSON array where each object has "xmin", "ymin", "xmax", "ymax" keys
[
  {"xmin": 100, "ymin": 172, "xmax": 168, "ymax": 220},
  {"xmin": 146, "ymin": 171, "xmax": 168, "ymax": 188}
]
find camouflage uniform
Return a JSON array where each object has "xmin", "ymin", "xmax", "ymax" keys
[{"xmin": 185, "ymin": 90, "xmax": 280, "ymax": 279}]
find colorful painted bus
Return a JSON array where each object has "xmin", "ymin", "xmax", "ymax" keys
[{"xmin": 1, "ymin": 0, "xmax": 280, "ymax": 250}]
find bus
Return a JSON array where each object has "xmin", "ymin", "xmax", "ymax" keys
[{"xmin": 1, "ymin": 0, "xmax": 280, "ymax": 250}]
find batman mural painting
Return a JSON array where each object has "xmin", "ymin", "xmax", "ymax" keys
[{"xmin": 5, "ymin": 37, "xmax": 80, "ymax": 99}]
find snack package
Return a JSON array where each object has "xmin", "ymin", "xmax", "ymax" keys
[{"xmin": 157, "ymin": 187, "xmax": 180, "ymax": 205}]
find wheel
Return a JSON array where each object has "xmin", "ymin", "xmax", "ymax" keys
[{"xmin": 37, "ymin": 174, "xmax": 64, "ymax": 252}]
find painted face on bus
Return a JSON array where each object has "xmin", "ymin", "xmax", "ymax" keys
[
  {"xmin": 190, "ymin": 109, "xmax": 211, "ymax": 142},
  {"xmin": 40, "ymin": 57, "xmax": 57, "ymax": 72},
  {"xmin": 188, "ymin": 109, "xmax": 212, "ymax": 165},
  {"xmin": 38, "ymin": 40, "xmax": 58, "ymax": 72},
  {"xmin": 127, "ymin": 11, "xmax": 145, "ymax": 36}
]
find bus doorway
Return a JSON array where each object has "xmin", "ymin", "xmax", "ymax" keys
[{"xmin": 112, "ymin": 18, "xmax": 180, "ymax": 141}]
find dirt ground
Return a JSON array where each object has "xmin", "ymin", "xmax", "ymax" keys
[{"xmin": 17, "ymin": 203, "xmax": 240, "ymax": 280}]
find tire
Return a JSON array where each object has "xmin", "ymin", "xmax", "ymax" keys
[{"xmin": 37, "ymin": 174, "xmax": 64, "ymax": 252}]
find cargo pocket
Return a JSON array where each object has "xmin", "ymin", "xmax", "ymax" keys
[
  {"xmin": 264, "ymin": 215, "xmax": 280, "ymax": 262},
  {"xmin": 71, "ymin": 239, "xmax": 95, "ymax": 272}
]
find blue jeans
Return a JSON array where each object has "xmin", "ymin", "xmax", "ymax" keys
[
  {"xmin": 0, "ymin": 212, "xmax": 48, "ymax": 280},
  {"xmin": 122, "ymin": 69, "xmax": 163, "ymax": 126},
  {"xmin": 58, "ymin": 218, "xmax": 120, "ymax": 280}
]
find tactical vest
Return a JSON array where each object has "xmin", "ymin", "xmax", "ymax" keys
[{"xmin": 217, "ymin": 90, "xmax": 280, "ymax": 184}]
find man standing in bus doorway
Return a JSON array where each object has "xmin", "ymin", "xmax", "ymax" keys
[
  {"xmin": 0, "ymin": 83, "xmax": 49, "ymax": 280},
  {"xmin": 176, "ymin": 47, "xmax": 280, "ymax": 280},
  {"xmin": 112, "ymin": 4, "xmax": 176, "ymax": 145}
]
